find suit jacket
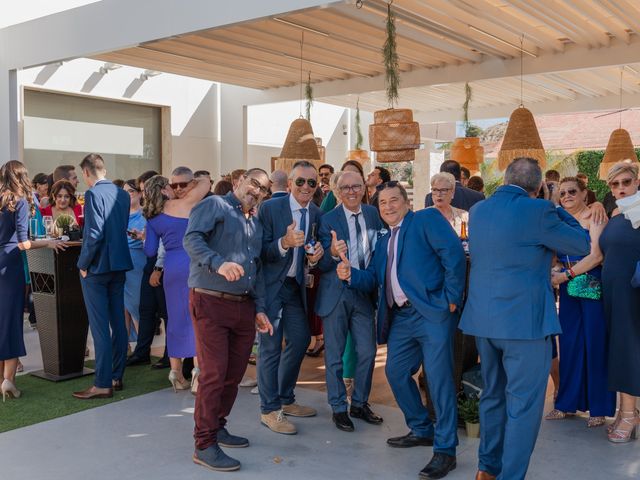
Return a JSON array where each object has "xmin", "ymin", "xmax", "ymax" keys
[
  {"xmin": 77, "ymin": 179, "xmax": 133, "ymax": 274},
  {"xmin": 424, "ymin": 181, "xmax": 485, "ymax": 211},
  {"xmin": 315, "ymin": 204, "xmax": 382, "ymax": 317},
  {"xmin": 258, "ymin": 194, "xmax": 322, "ymax": 317},
  {"xmin": 270, "ymin": 191, "xmax": 288, "ymax": 199},
  {"xmin": 350, "ymin": 209, "xmax": 467, "ymax": 344},
  {"xmin": 459, "ymin": 185, "xmax": 590, "ymax": 340}
]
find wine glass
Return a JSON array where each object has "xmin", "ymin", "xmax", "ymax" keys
[{"xmin": 76, "ymin": 192, "xmax": 85, "ymax": 217}]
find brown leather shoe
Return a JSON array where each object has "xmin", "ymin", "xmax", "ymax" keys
[
  {"xmin": 475, "ymin": 471, "xmax": 496, "ymax": 480},
  {"xmin": 112, "ymin": 379, "xmax": 123, "ymax": 391},
  {"xmin": 72, "ymin": 386, "xmax": 113, "ymax": 400}
]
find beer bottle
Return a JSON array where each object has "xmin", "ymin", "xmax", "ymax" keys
[
  {"xmin": 305, "ymin": 223, "xmax": 317, "ymax": 255},
  {"xmin": 460, "ymin": 220, "xmax": 469, "ymax": 255}
]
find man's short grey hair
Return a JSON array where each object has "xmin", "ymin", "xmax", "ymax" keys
[
  {"xmin": 504, "ymin": 157, "xmax": 542, "ymax": 194},
  {"xmin": 171, "ymin": 166, "xmax": 193, "ymax": 178},
  {"xmin": 288, "ymin": 160, "xmax": 317, "ymax": 179},
  {"xmin": 270, "ymin": 170, "xmax": 288, "ymax": 192}
]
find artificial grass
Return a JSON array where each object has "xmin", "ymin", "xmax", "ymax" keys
[{"xmin": 0, "ymin": 358, "xmax": 171, "ymax": 433}]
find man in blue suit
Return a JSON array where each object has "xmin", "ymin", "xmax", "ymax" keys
[
  {"xmin": 425, "ymin": 160, "xmax": 484, "ymax": 211},
  {"xmin": 73, "ymin": 153, "xmax": 132, "ymax": 399},
  {"xmin": 316, "ymin": 171, "xmax": 383, "ymax": 432},
  {"xmin": 257, "ymin": 160, "xmax": 324, "ymax": 434},
  {"xmin": 338, "ymin": 182, "xmax": 466, "ymax": 479},
  {"xmin": 460, "ymin": 157, "xmax": 590, "ymax": 480}
]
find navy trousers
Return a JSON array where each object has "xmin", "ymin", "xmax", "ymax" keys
[
  {"xmin": 258, "ymin": 278, "xmax": 310, "ymax": 413},
  {"xmin": 476, "ymin": 336, "xmax": 551, "ymax": 480},
  {"xmin": 322, "ymin": 288, "xmax": 376, "ymax": 413},
  {"xmin": 80, "ymin": 271, "xmax": 128, "ymax": 388},
  {"xmin": 385, "ymin": 305, "xmax": 458, "ymax": 456}
]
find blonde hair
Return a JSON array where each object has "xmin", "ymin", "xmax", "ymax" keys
[
  {"xmin": 330, "ymin": 171, "xmax": 344, "ymax": 201},
  {"xmin": 143, "ymin": 175, "xmax": 169, "ymax": 219},
  {"xmin": 607, "ymin": 161, "xmax": 639, "ymax": 184},
  {"xmin": 431, "ymin": 172, "xmax": 456, "ymax": 190}
]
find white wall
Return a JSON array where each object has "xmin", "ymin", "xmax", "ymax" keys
[{"xmin": 17, "ymin": 58, "xmax": 218, "ymax": 176}]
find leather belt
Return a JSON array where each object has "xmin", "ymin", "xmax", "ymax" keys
[{"xmin": 194, "ymin": 288, "xmax": 250, "ymax": 303}]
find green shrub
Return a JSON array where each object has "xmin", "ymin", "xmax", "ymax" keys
[
  {"xmin": 458, "ymin": 395, "xmax": 480, "ymax": 424},
  {"xmin": 576, "ymin": 149, "xmax": 640, "ymax": 202}
]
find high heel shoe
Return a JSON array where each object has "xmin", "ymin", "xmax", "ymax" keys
[
  {"xmin": 191, "ymin": 367, "xmax": 200, "ymax": 396},
  {"xmin": 608, "ymin": 408, "xmax": 640, "ymax": 434},
  {"xmin": 168, "ymin": 370, "xmax": 190, "ymax": 393},
  {"xmin": 608, "ymin": 411, "xmax": 639, "ymax": 443},
  {"xmin": 1, "ymin": 379, "xmax": 21, "ymax": 402}
]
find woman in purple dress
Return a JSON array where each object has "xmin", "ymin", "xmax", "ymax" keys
[
  {"xmin": 1, "ymin": 161, "xmax": 66, "ymax": 401},
  {"xmin": 142, "ymin": 174, "xmax": 210, "ymax": 392}
]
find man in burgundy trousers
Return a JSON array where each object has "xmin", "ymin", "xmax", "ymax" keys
[{"xmin": 183, "ymin": 168, "xmax": 273, "ymax": 472}]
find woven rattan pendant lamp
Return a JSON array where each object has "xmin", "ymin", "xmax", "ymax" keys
[
  {"xmin": 274, "ymin": 33, "xmax": 321, "ymax": 173},
  {"xmin": 368, "ymin": 2, "xmax": 420, "ymax": 162},
  {"xmin": 598, "ymin": 70, "xmax": 638, "ymax": 179},
  {"xmin": 497, "ymin": 36, "xmax": 546, "ymax": 171}
]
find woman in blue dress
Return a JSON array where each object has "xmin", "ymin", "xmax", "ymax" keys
[
  {"xmin": 599, "ymin": 162, "xmax": 640, "ymax": 443},
  {"xmin": 547, "ymin": 176, "xmax": 615, "ymax": 427},
  {"xmin": 0, "ymin": 161, "xmax": 66, "ymax": 401},
  {"xmin": 142, "ymin": 174, "xmax": 210, "ymax": 392},
  {"xmin": 122, "ymin": 179, "xmax": 147, "ymax": 340}
]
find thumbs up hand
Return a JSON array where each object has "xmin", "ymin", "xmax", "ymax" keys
[
  {"xmin": 330, "ymin": 230, "xmax": 348, "ymax": 258},
  {"xmin": 336, "ymin": 251, "xmax": 352, "ymax": 281},
  {"xmin": 281, "ymin": 221, "xmax": 305, "ymax": 249}
]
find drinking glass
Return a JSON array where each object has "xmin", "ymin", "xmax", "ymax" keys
[{"xmin": 43, "ymin": 215, "xmax": 54, "ymax": 238}]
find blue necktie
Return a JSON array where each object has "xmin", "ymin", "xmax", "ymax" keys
[
  {"xmin": 296, "ymin": 208, "xmax": 307, "ymax": 284},
  {"xmin": 353, "ymin": 213, "xmax": 365, "ymax": 270}
]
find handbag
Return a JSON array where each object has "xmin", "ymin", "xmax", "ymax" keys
[
  {"xmin": 567, "ymin": 273, "xmax": 602, "ymax": 300},
  {"xmin": 631, "ymin": 261, "xmax": 640, "ymax": 288}
]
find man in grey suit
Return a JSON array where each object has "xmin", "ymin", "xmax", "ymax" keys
[
  {"xmin": 460, "ymin": 158, "xmax": 590, "ymax": 480},
  {"xmin": 425, "ymin": 160, "xmax": 484, "ymax": 211},
  {"xmin": 257, "ymin": 160, "xmax": 324, "ymax": 434},
  {"xmin": 316, "ymin": 171, "xmax": 383, "ymax": 432}
]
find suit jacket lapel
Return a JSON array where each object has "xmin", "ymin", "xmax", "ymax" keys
[
  {"xmin": 396, "ymin": 211, "xmax": 413, "ymax": 262},
  {"xmin": 335, "ymin": 206, "xmax": 350, "ymax": 246}
]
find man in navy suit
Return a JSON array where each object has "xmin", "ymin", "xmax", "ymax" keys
[
  {"xmin": 257, "ymin": 160, "xmax": 324, "ymax": 434},
  {"xmin": 460, "ymin": 158, "xmax": 590, "ymax": 480},
  {"xmin": 269, "ymin": 169, "xmax": 289, "ymax": 199},
  {"xmin": 73, "ymin": 153, "xmax": 133, "ymax": 399},
  {"xmin": 338, "ymin": 182, "xmax": 466, "ymax": 479},
  {"xmin": 316, "ymin": 171, "xmax": 383, "ymax": 432},
  {"xmin": 425, "ymin": 160, "xmax": 484, "ymax": 211}
]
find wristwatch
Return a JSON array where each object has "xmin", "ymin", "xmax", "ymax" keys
[{"xmin": 153, "ymin": 266, "xmax": 163, "ymax": 272}]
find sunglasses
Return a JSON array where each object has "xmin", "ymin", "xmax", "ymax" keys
[
  {"xmin": 294, "ymin": 177, "xmax": 317, "ymax": 188},
  {"xmin": 339, "ymin": 184, "xmax": 363, "ymax": 194},
  {"xmin": 559, "ymin": 188, "xmax": 578, "ymax": 198},
  {"xmin": 169, "ymin": 181, "xmax": 192, "ymax": 189},
  {"xmin": 609, "ymin": 178, "xmax": 634, "ymax": 189}
]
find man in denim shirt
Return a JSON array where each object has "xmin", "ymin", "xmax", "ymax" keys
[{"xmin": 183, "ymin": 168, "xmax": 273, "ymax": 472}]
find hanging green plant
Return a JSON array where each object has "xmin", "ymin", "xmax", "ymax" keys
[
  {"xmin": 462, "ymin": 83, "xmax": 481, "ymax": 138},
  {"xmin": 355, "ymin": 98, "xmax": 364, "ymax": 150},
  {"xmin": 383, "ymin": 2, "xmax": 400, "ymax": 108},
  {"xmin": 305, "ymin": 72, "xmax": 313, "ymax": 122}
]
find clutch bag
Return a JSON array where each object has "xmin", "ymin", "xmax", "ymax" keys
[{"xmin": 567, "ymin": 273, "xmax": 601, "ymax": 300}]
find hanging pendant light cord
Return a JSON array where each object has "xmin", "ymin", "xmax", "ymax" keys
[
  {"xmin": 520, "ymin": 34, "xmax": 524, "ymax": 107},
  {"xmin": 299, "ymin": 31, "xmax": 305, "ymax": 118},
  {"xmin": 619, "ymin": 68, "xmax": 623, "ymax": 129}
]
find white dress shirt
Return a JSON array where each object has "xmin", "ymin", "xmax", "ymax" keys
[
  {"xmin": 388, "ymin": 219, "xmax": 408, "ymax": 306},
  {"xmin": 342, "ymin": 204, "xmax": 371, "ymax": 270},
  {"xmin": 278, "ymin": 195, "xmax": 310, "ymax": 278}
]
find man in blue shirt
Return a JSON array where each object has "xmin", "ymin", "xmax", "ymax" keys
[{"xmin": 183, "ymin": 168, "xmax": 274, "ymax": 472}]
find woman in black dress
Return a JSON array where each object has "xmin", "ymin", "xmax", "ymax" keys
[
  {"xmin": 0, "ymin": 161, "xmax": 66, "ymax": 401},
  {"xmin": 599, "ymin": 161, "xmax": 640, "ymax": 443}
]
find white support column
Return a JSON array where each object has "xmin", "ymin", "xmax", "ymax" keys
[
  {"xmin": 219, "ymin": 84, "xmax": 249, "ymax": 173},
  {"xmin": 412, "ymin": 143, "xmax": 433, "ymax": 211},
  {"xmin": 0, "ymin": 67, "xmax": 19, "ymax": 164}
]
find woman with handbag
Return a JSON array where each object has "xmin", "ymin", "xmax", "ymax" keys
[
  {"xmin": 546, "ymin": 176, "xmax": 615, "ymax": 427},
  {"xmin": 599, "ymin": 161, "xmax": 640, "ymax": 443}
]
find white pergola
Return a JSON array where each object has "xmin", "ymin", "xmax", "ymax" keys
[{"xmin": 2, "ymin": 0, "xmax": 640, "ymax": 165}]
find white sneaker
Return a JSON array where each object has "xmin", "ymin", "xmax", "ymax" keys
[
  {"xmin": 239, "ymin": 376, "xmax": 258, "ymax": 388},
  {"xmin": 250, "ymin": 386, "xmax": 259, "ymax": 395}
]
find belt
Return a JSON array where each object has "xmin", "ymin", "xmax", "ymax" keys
[{"xmin": 194, "ymin": 288, "xmax": 250, "ymax": 303}]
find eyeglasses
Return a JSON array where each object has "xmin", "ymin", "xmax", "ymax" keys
[
  {"xmin": 609, "ymin": 177, "xmax": 634, "ymax": 189},
  {"xmin": 432, "ymin": 187, "xmax": 452, "ymax": 195},
  {"xmin": 169, "ymin": 181, "xmax": 192, "ymax": 190},
  {"xmin": 248, "ymin": 178, "xmax": 270, "ymax": 195},
  {"xmin": 339, "ymin": 184, "xmax": 363, "ymax": 194},
  {"xmin": 294, "ymin": 177, "xmax": 317, "ymax": 188},
  {"xmin": 559, "ymin": 188, "xmax": 579, "ymax": 198}
]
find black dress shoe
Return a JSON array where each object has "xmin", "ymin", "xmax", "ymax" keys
[
  {"xmin": 350, "ymin": 403, "xmax": 383, "ymax": 424},
  {"xmin": 126, "ymin": 355, "xmax": 150, "ymax": 367},
  {"xmin": 419, "ymin": 453, "xmax": 456, "ymax": 479},
  {"xmin": 387, "ymin": 432, "xmax": 433, "ymax": 448},
  {"xmin": 152, "ymin": 359, "xmax": 170, "ymax": 370},
  {"xmin": 112, "ymin": 379, "xmax": 123, "ymax": 391},
  {"xmin": 332, "ymin": 412, "xmax": 354, "ymax": 432}
]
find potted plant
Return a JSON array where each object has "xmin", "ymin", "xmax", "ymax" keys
[
  {"xmin": 458, "ymin": 394, "xmax": 480, "ymax": 438},
  {"xmin": 55, "ymin": 214, "xmax": 81, "ymax": 240}
]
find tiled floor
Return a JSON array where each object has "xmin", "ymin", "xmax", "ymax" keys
[{"xmin": 4, "ymin": 322, "xmax": 638, "ymax": 479}]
